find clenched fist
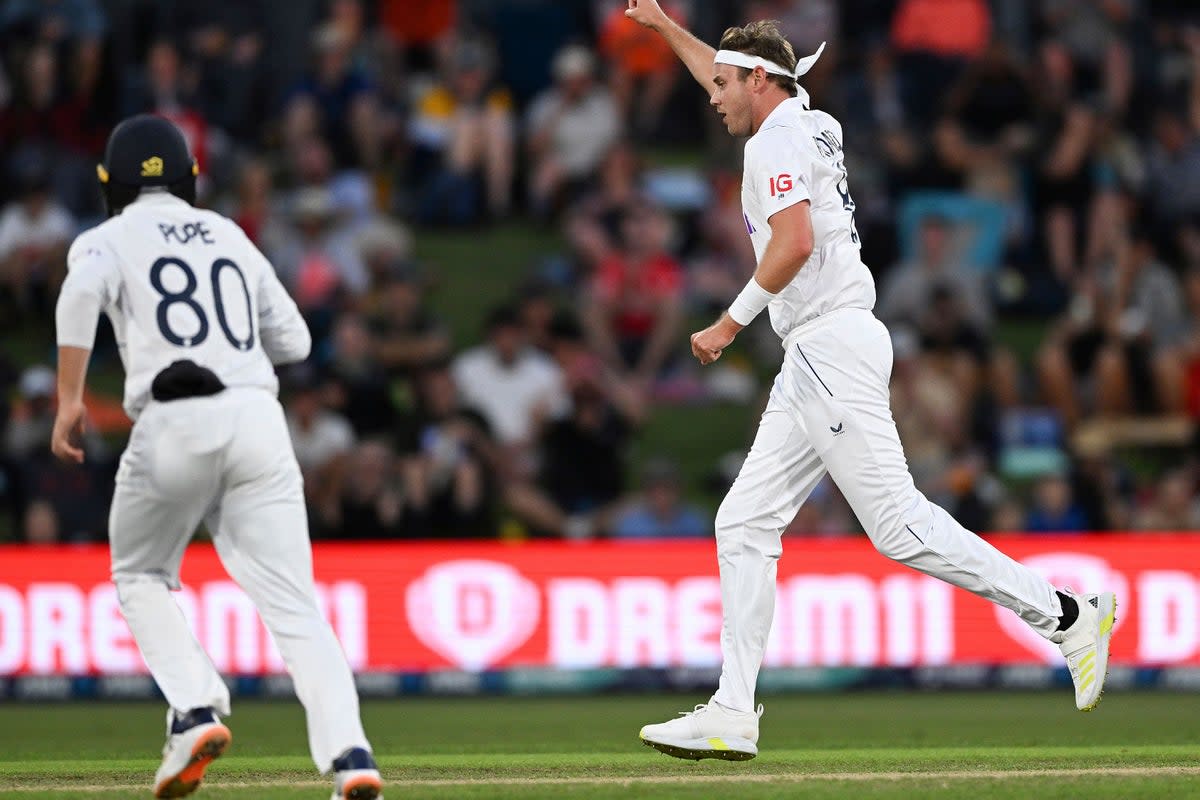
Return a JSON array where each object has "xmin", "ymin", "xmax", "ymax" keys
[{"xmin": 690, "ymin": 314, "xmax": 743, "ymax": 366}]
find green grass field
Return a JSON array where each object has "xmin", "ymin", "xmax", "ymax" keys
[{"xmin": 1, "ymin": 692, "xmax": 1198, "ymax": 798}]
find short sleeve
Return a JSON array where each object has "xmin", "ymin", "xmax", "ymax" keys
[
  {"xmin": 63, "ymin": 231, "xmax": 121, "ymax": 305},
  {"xmin": 56, "ymin": 230, "xmax": 120, "ymax": 349},
  {"xmin": 746, "ymin": 129, "xmax": 812, "ymax": 221}
]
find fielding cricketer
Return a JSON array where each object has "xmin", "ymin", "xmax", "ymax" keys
[{"xmin": 50, "ymin": 115, "xmax": 383, "ymax": 800}]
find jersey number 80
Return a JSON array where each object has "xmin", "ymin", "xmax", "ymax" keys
[{"xmin": 150, "ymin": 256, "xmax": 255, "ymax": 351}]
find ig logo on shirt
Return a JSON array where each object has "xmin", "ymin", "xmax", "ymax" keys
[{"xmin": 768, "ymin": 173, "xmax": 792, "ymax": 200}]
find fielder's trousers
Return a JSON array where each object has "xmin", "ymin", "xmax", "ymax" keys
[
  {"xmin": 713, "ymin": 309, "xmax": 1062, "ymax": 713},
  {"xmin": 108, "ymin": 387, "xmax": 370, "ymax": 772}
]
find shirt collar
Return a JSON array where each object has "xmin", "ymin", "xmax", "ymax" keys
[{"xmin": 758, "ymin": 97, "xmax": 807, "ymax": 134}]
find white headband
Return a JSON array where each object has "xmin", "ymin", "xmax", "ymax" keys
[{"xmin": 713, "ymin": 41, "xmax": 826, "ymax": 83}]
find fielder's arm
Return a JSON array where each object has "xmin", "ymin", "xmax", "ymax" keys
[
  {"xmin": 755, "ymin": 201, "xmax": 815, "ymax": 292},
  {"xmin": 625, "ymin": 0, "xmax": 716, "ymax": 92},
  {"xmin": 52, "ymin": 346, "xmax": 90, "ymax": 463},
  {"xmin": 690, "ymin": 203, "xmax": 813, "ymax": 365},
  {"xmin": 239, "ymin": 228, "xmax": 312, "ymax": 365},
  {"xmin": 51, "ymin": 236, "xmax": 118, "ymax": 463}
]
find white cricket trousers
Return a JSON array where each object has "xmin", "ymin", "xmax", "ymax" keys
[
  {"xmin": 712, "ymin": 309, "xmax": 1063, "ymax": 713},
  {"xmin": 108, "ymin": 387, "xmax": 369, "ymax": 773}
]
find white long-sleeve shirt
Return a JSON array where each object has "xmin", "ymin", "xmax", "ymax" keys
[{"xmin": 56, "ymin": 191, "xmax": 310, "ymax": 420}]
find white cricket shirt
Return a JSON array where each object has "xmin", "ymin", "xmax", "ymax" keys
[
  {"xmin": 741, "ymin": 97, "xmax": 876, "ymax": 346},
  {"xmin": 56, "ymin": 191, "xmax": 311, "ymax": 420}
]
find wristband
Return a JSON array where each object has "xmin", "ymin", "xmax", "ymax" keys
[{"xmin": 727, "ymin": 277, "xmax": 776, "ymax": 326}]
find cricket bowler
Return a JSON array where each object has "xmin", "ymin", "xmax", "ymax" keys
[{"xmin": 624, "ymin": 1, "xmax": 1117, "ymax": 761}]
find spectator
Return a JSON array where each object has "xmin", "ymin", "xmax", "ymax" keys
[
  {"xmin": 0, "ymin": 158, "xmax": 74, "ymax": 319},
  {"xmin": 322, "ymin": 313, "xmax": 396, "ymax": 438},
  {"xmin": 549, "ymin": 308, "xmax": 646, "ymax": 422},
  {"xmin": 0, "ymin": 40, "xmax": 106, "ymax": 173},
  {"xmin": 566, "ymin": 141, "xmax": 646, "ymax": 275},
  {"xmin": 1033, "ymin": 41, "xmax": 1104, "ymax": 284},
  {"xmin": 281, "ymin": 135, "xmax": 375, "ymax": 227},
  {"xmin": 283, "ymin": 365, "xmax": 355, "ymax": 508},
  {"xmin": 877, "ymin": 214, "xmax": 992, "ymax": 332},
  {"xmin": 612, "ymin": 458, "xmax": 707, "ymax": 538},
  {"xmin": 582, "ymin": 200, "xmax": 684, "ymax": 386},
  {"xmin": 0, "ymin": 0, "xmax": 106, "ymax": 44},
  {"xmin": 1145, "ymin": 103, "xmax": 1200, "ymax": 241},
  {"xmin": 526, "ymin": 45, "xmax": 621, "ymax": 217},
  {"xmin": 173, "ymin": 3, "xmax": 266, "ymax": 144},
  {"xmin": 14, "ymin": 445, "xmax": 111, "ymax": 541},
  {"xmin": 22, "ymin": 499, "xmax": 59, "ymax": 545},
  {"xmin": 888, "ymin": 328, "xmax": 968, "ymax": 492},
  {"xmin": 891, "ymin": 0, "xmax": 991, "ymax": 121},
  {"xmin": 934, "ymin": 41, "xmax": 1037, "ymax": 195},
  {"xmin": 6, "ymin": 366, "xmax": 66, "ymax": 459},
  {"xmin": 273, "ymin": 187, "xmax": 368, "ymax": 320},
  {"xmin": 917, "ymin": 285, "xmax": 1021, "ymax": 431},
  {"xmin": 1134, "ymin": 469, "xmax": 1200, "ymax": 531},
  {"xmin": 1037, "ymin": 215, "xmax": 1186, "ymax": 426},
  {"xmin": 596, "ymin": 1, "xmax": 685, "ymax": 137},
  {"xmin": 378, "ymin": 0, "xmax": 456, "ymax": 73},
  {"xmin": 452, "ymin": 305, "xmax": 569, "ymax": 473},
  {"xmin": 502, "ymin": 364, "xmax": 636, "ymax": 540},
  {"xmin": 1025, "ymin": 473, "xmax": 1089, "ymax": 532},
  {"xmin": 286, "ymin": 22, "xmax": 379, "ymax": 169},
  {"xmin": 356, "ymin": 217, "xmax": 414, "ymax": 291},
  {"xmin": 743, "ymin": 0, "xmax": 838, "ymax": 101},
  {"xmin": 123, "ymin": 39, "xmax": 215, "ymax": 187},
  {"xmin": 1039, "ymin": 0, "xmax": 1135, "ymax": 117},
  {"xmin": 408, "ymin": 38, "xmax": 516, "ymax": 224},
  {"xmin": 366, "ymin": 262, "xmax": 451, "ymax": 376},
  {"xmin": 317, "ymin": 440, "xmax": 404, "ymax": 539},
  {"xmin": 1070, "ymin": 447, "xmax": 1133, "ymax": 531},
  {"xmin": 398, "ymin": 363, "xmax": 494, "ymax": 538},
  {"xmin": 990, "ymin": 498, "xmax": 1027, "ymax": 533},
  {"xmin": 229, "ymin": 160, "xmax": 285, "ymax": 253},
  {"xmin": 534, "ymin": 382, "xmax": 632, "ymax": 526},
  {"xmin": 516, "ymin": 281, "xmax": 561, "ymax": 356},
  {"xmin": 688, "ymin": 166, "xmax": 758, "ymax": 316}
]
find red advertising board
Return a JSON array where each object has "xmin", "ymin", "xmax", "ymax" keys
[{"xmin": 0, "ymin": 536, "xmax": 1197, "ymax": 675}]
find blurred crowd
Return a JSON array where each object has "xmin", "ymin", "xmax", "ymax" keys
[{"xmin": 1, "ymin": 0, "xmax": 1200, "ymax": 544}]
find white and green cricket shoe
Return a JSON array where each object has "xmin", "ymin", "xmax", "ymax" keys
[
  {"xmin": 638, "ymin": 702, "xmax": 762, "ymax": 761},
  {"xmin": 1053, "ymin": 588, "xmax": 1117, "ymax": 711}
]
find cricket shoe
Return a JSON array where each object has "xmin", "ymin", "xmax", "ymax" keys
[
  {"xmin": 1052, "ymin": 588, "xmax": 1117, "ymax": 712},
  {"xmin": 330, "ymin": 747, "xmax": 383, "ymax": 800},
  {"xmin": 153, "ymin": 707, "xmax": 231, "ymax": 798},
  {"xmin": 639, "ymin": 702, "xmax": 762, "ymax": 761}
]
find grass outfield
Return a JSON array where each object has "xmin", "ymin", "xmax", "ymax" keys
[{"xmin": 1, "ymin": 692, "xmax": 1198, "ymax": 798}]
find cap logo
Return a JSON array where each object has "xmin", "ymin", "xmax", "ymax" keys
[{"xmin": 141, "ymin": 157, "xmax": 164, "ymax": 177}]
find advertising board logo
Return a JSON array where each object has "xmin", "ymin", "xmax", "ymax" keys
[
  {"xmin": 994, "ymin": 553, "xmax": 1129, "ymax": 663},
  {"xmin": 406, "ymin": 560, "xmax": 540, "ymax": 670}
]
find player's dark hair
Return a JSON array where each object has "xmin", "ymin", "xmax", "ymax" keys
[{"xmin": 718, "ymin": 20, "xmax": 798, "ymax": 97}]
